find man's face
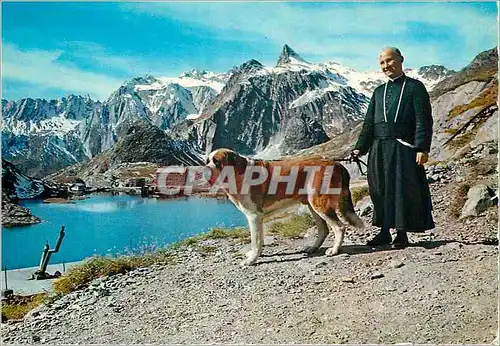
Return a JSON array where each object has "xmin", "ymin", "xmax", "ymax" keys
[{"xmin": 379, "ymin": 50, "xmax": 403, "ymax": 79}]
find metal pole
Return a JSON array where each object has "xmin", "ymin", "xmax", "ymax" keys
[{"xmin": 4, "ymin": 265, "xmax": 7, "ymax": 290}]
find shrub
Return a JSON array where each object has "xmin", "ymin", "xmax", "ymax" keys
[
  {"xmin": 351, "ymin": 185, "xmax": 370, "ymax": 205},
  {"xmin": 53, "ymin": 251, "xmax": 176, "ymax": 295},
  {"xmin": 1, "ymin": 293, "xmax": 48, "ymax": 321}
]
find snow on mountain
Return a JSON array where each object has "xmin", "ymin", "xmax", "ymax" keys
[
  {"xmin": 6, "ymin": 116, "xmax": 83, "ymax": 138},
  {"xmin": 2, "ymin": 46, "xmax": 455, "ymax": 177},
  {"xmin": 276, "ymin": 44, "xmax": 310, "ymax": 67},
  {"xmin": 232, "ymin": 46, "xmax": 450, "ymax": 112},
  {"xmin": 134, "ymin": 70, "xmax": 228, "ymax": 93},
  {"xmin": 289, "ymin": 83, "xmax": 342, "ymax": 109},
  {"xmin": 321, "ymin": 62, "xmax": 455, "ymax": 97},
  {"xmin": 2, "ymin": 159, "xmax": 49, "ymax": 199},
  {"xmin": 2, "ymin": 95, "xmax": 99, "ymax": 137},
  {"xmin": 185, "ymin": 46, "xmax": 370, "ymax": 159}
]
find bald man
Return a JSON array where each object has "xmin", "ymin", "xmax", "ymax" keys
[{"xmin": 352, "ymin": 47, "xmax": 435, "ymax": 248}]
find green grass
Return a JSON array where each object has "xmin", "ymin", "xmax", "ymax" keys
[
  {"xmin": 448, "ymin": 80, "xmax": 497, "ymax": 120},
  {"xmin": 53, "ymin": 251, "xmax": 176, "ymax": 295},
  {"xmin": 169, "ymin": 227, "xmax": 250, "ymax": 250},
  {"xmin": 197, "ymin": 245, "xmax": 217, "ymax": 255},
  {"xmin": 2, "ymin": 293, "xmax": 48, "ymax": 321},
  {"xmin": 351, "ymin": 185, "xmax": 370, "ymax": 205},
  {"xmin": 53, "ymin": 226, "xmax": 250, "ymax": 295},
  {"xmin": 268, "ymin": 214, "xmax": 316, "ymax": 238}
]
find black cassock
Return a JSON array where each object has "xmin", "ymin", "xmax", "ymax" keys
[{"xmin": 354, "ymin": 74, "xmax": 435, "ymax": 232}]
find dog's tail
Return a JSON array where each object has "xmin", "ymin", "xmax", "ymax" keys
[{"xmin": 337, "ymin": 164, "xmax": 364, "ymax": 229}]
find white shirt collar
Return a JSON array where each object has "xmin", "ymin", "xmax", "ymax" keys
[{"xmin": 389, "ymin": 73, "xmax": 405, "ymax": 82}]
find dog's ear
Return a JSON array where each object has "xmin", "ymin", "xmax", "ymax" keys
[{"xmin": 226, "ymin": 151, "xmax": 248, "ymax": 175}]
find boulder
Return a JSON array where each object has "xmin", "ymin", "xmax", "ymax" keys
[{"xmin": 460, "ymin": 184, "xmax": 496, "ymax": 219}]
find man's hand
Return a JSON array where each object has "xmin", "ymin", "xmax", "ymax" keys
[{"xmin": 416, "ymin": 152, "xmax": 428, "ymax": 165}]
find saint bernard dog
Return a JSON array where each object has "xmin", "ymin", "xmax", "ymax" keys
[{"xmin": 206, "ymin": 148, "xmax": 364, "ymax": 266}]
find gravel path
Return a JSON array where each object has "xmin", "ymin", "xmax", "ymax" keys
[{"xmin": 2, "ymin": 238, "xmax": 497, "ymax": 344}]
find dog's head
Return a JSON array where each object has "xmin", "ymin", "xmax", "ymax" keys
[{"xmin": 206, "ymin": 148, "xmax": 248, "ymax": 184}]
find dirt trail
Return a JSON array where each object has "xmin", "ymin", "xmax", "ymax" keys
[{"xmin": 2, "ymin": 162, "xmax": 498, "ymax": 345}]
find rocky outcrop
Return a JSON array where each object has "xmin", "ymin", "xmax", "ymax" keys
[
  {"xmin": 428, "ymin": 48, "xmax": 498, "ymax": 162},
  {"xmin": 415, "ymin": 65, "xmax": 455, "ymax": 85},
  {"xmin": 460, "ymin": 184, "xmax": 497, "ymax": 219},
  {"xmin": 276, "ymin": 44, "xmax": 309, "ymax": 66},
  {"xmin": 47, "ymin": 120, "xmax": 204, "ymax": 188},
  {"xmin": 430, "ymin": 47, "xmax": 497, "ymax": 101},
  {"xmin": 2, "ymin": 200, "xmax": 41, "ymax": 227},
  {"xmin": 355, "ymin": 195, "xmax": 373, "ymax": 217},
  {"xmin": 1, "ymin": 160, "xmax": 54, "ymax": 226}
]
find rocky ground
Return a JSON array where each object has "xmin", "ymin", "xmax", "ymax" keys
[{"xmin": 2, "ymin": 143, "xmax": 498, "ymax": 344}]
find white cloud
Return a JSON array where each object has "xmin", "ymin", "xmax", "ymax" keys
[
  {"xmin": 122, "ymin": 2, "xmax": 497, "ymax": 71},
  {"xmin": 2, "ymin": 43, "xmax": 126, "ymax": 100},
  {"xmin": 2, "ymin": 41, "xmax": 201, "ymax": 100},
  {"xmin": 59, "ymin": 41, "xmax": 169, "ymax": 76}
]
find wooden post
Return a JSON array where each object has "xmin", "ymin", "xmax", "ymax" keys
[
  {"xmin": 34, "ymin": 225, "xmax": 66, "ymax": 280},
  {"xmin": 38, "ymin": 242, "xmax": 50, "ymax": 272},
  {"xmin": 40, "ymin": 226, "xmax": 65, "ymax": 272},
  {"xmin": 2, "ymin": 265, "xmax": 13, "ymax": 297}
]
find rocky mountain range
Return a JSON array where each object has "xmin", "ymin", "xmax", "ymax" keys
[
  {"xmin": 46, "ymin": 120, "xmax": 205, "ymax": 188},
  {"xmin": 2, "ymin": 44, "xmax": 455, "ymax": 179}
]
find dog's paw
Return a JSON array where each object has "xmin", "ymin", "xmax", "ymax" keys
[
  {"xmin": 240, "ymin": 257, "xmax": 257, "ymax": 266},
  {"xmin": 325, "ymin": 247, "xmax": 340, "ymax": 256},
  {"xmin": 240, "ymin": 251, "xmax": 258, "ymax": 266}
]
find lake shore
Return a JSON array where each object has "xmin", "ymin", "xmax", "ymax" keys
[{"xmin": 1, "ymin": 262, "xmax": 83, "ymax": 296}]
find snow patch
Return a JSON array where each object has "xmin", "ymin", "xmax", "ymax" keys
[
  {"xmin": 289, "ymin": 83, "xmax": 342, "ymax": 109},
  {"xmin": 186, "ymin": 113, "xmax": 201, "ymax": 120},
  {"xmin": 135, "ymin": 76, "xmax": 225, "ymax": 94}
]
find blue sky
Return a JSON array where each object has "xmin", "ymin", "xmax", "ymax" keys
[{"xmin": 2, "ymin": 2, "xmax": 498, "ymax": 101}]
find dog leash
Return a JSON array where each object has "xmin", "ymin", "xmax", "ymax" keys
[{"xmin": 334, "ymin": 155, "xmax": 368, "ymax": 176}]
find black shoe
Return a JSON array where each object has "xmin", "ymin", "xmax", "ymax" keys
[
  {"xmin": 392, "ymin": 230, "xmax": 409, "ymax": 249},
  {"xmin": 367, "ymin": 229, "xmax": 392, "ymax": 246}
]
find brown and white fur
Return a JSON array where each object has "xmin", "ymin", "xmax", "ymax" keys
[{"xmin": 206, "ymin": 148, "xmax": 364, "ymax": 266}]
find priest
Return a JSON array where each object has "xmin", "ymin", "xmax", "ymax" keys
[{"xmin": 351, "ymin": 47, "xmax": 435, "ymax": 249}]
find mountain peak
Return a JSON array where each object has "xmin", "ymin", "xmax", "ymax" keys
[
  {"xmin": 126, "ymin": 75, "xmax": 157, "ymax": 87},
  {"xmin": 277, "ymin": 44, "xmax": 308, "ymax": 66},
  {"xmin": 416, "ymin": 65, "xmax": 456, "ymax": 81},
  {"xmin": 180, "ymin": 69, "xmax": 207, "ymax": 79},
  {"xmin": 239, "ymin": 59, "xmax": 264, "ymax": 74}
]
